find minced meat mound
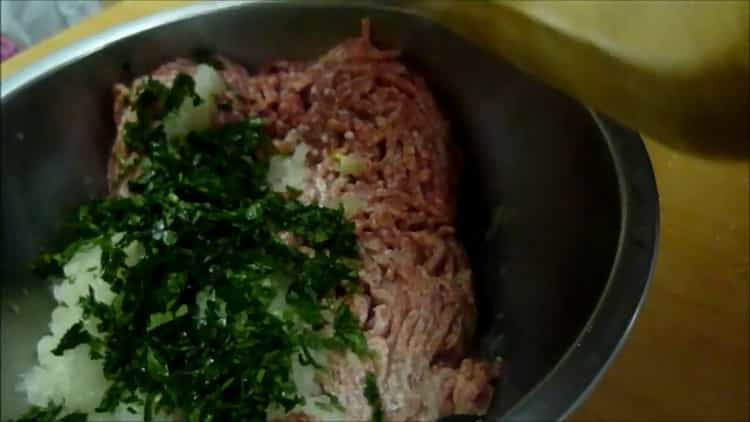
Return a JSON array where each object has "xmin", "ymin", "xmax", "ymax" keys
[{"xmin": 109, "ymin": 20, "xmax": 500, "ymax": 422}]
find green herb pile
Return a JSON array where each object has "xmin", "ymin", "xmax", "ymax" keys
[
  {"xmin": 17, "ymin": 74, "xmax": 375, "ymax": 421},
  {"xmin": 364, "ymin": 372, "xmax": 384, "ymax": 422}
]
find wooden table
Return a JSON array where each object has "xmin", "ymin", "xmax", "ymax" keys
[{"xmin": 3, "ymin": 1, "xmax": 748, "ymax": 420}]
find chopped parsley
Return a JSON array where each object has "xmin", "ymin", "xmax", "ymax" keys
[
  {"xmin": 364, "ymin": 372, "xmax": 384, "ymax": 422},
  {"xmin": 16, "ymin": 74, "xmax": 367, "ymax": 421},
  {"xmin": 11, "ymin": 403, "xmax": 86, "ymax": 422},
  {"xmin": 50, "ymin": 321, "xmax": 92, "ymax": 356}
]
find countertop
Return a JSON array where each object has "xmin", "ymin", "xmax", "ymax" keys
[{"xmin": 2, "ymin": 1, "xmax": 748, "ymax": 420}]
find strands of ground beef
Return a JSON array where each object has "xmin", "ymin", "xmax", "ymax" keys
[{"xmin": 108, "ymin": 20, "xmax": 500, "ymax": 422}]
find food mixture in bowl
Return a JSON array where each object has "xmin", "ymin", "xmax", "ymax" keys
[{"xmin": 16, "ymin": 22, "xmax": 501, "ymax": 422}]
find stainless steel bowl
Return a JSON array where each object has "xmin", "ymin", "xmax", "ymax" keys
[{"xmin": 1, "ymin": 2, "xmax": 658, "ymax": 420}]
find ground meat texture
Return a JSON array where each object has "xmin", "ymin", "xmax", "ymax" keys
[
  {"xmin": 108, "ymin": 20, "xmax": 500, "ymax": 422},
  {"xmin": 108, "ymin": 58, "xmax": 249, "ymax": 196}
]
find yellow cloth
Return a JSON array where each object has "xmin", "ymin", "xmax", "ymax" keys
[{"xmin": 418, "ymin": 0, "xmax": 749, "ymax": 158}]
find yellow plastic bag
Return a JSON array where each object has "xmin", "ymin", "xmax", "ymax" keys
[{"xmin": 417, "ymin": 0, "xmax": 749, "ymax": 158}]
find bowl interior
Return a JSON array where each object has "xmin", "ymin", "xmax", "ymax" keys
[{"xmin": 1, "ymin": 4, "xmax": 620, "ymax": 419}]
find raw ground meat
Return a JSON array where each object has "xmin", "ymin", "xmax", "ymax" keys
[{"xmin": 109, "ymin": 20, "xmax": 500, "ymax": 422}]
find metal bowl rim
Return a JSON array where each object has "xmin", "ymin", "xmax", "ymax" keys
[{"xmin": 500, "ymin": 111, "xmax": 659, "ymax": 421}]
